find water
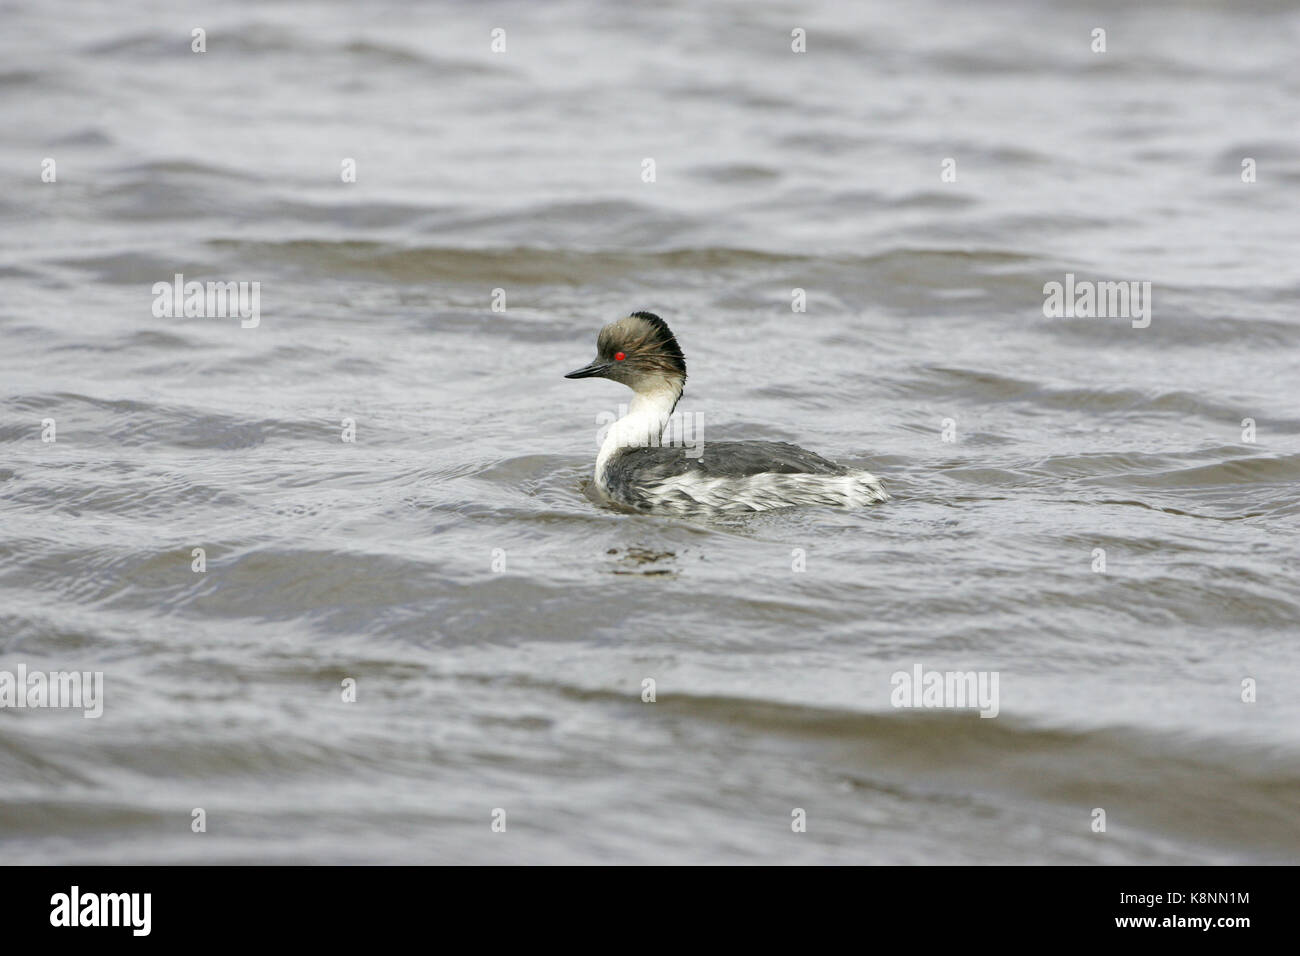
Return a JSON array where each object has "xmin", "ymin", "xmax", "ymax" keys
[{"xmin": 2, "ymin": 0, "xmax": 1298, "ymax": 864}]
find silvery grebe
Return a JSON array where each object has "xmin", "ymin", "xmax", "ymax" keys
[{"xmin": 565, "ymin": 312, "xmax": 888, "ymax": 516}]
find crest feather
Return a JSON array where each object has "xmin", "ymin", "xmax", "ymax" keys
[{"xmin": 597, "ymin": 311, "xmax": 686, "ymax": 378}]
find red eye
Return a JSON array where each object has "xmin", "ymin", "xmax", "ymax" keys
[{"xmin": 614, "ymin": 352, "xmax": 626, "ymax": 361}]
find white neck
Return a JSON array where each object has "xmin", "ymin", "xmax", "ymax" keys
[{"xmin": 596, "ymin": 380, "xmax": 682, "ymax": 484}]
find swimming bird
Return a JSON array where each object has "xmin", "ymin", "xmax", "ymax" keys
[{"xmin": 564, "ymin": 312, "xmax": 888, "ymax": 516}]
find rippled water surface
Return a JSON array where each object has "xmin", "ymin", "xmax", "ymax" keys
[{"xmin": 2, "ymin": 0, "xmax": 1299, "ymax": 864}]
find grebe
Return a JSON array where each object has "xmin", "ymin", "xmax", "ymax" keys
[{"xmin": 564, "ymin": 312, "xmax": 888, "ymax": 516}]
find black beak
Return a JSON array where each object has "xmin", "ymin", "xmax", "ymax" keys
[{"xmin": 564, "ymin": 359, "xmax": 611, "ymax": 379}]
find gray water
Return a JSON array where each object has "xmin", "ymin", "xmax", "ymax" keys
[{"xmin": 2, "ymin": 0, "xmax": 1298, "ymax": 864}]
